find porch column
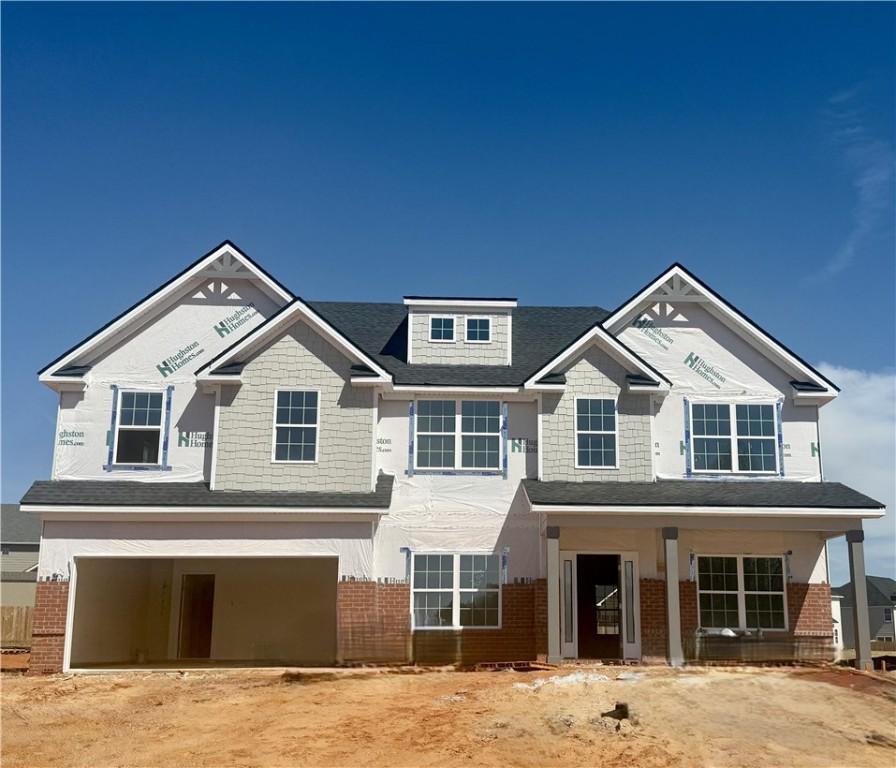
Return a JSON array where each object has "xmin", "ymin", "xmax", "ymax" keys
[
  {"xmin": 546, "ymin": 526, "xmax": 561, "ymax": 664},
  {"xmin": 846, "ymin": 530, "xmax": 872, "ymax": 671},
  {"xmin": 663, "ymin": 527, "xmax": 684, "ymax": 667}
]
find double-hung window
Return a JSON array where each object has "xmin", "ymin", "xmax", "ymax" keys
[
  {"xmin": 115, "ymin": 391, "xmax": 164, "ymax": 465},
  {"xmin": 575, "ymin": 398, "xmax": 617, "ymax": 468},
  {"xmin": 429, "ymin": 316, "xmax": 455, "ymax": 342},
  {"xmin": 697, "ymin": 555, "xmax": 787, "ymax": 631},
  {"xmin": 416, "ymin": 400, "xmax": 501, "ymax": 470},
  {"xmin": 272, "ymin": 390, "xmax": 319, "ymax": 462},
  {"xmin": 465, "ymin": 317, "xmax": 491, "ymax": 342},
  {"xmin": 412, "ymin": 553, "xmax": 501, "ymax": 629},
  {"xmin": 691, "ymin": 403, "xmax": 777, "ymax": 473}
]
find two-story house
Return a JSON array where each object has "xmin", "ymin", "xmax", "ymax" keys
[{"xmin": 22, "ymin": 242, "xmax": 884, "ymax": 673}]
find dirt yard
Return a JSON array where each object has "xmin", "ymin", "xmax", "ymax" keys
[{"xmin": 2, "ymin": 665, "xmax": 895, "ymax": 767}]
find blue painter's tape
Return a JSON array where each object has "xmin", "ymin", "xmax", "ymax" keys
[
  {"xmin": 776, "ymin": 399, "xmax": 785, "ymax": 477},
  {"xmin": 501, "ymin": 402, "xmax": 509, "ymax": 480},
  {"xmin": 683, "ymin": 397, "xmax": 692, "ymax": 478},
  {"xmin": 161, "ymin": 384, "xmax": 175, "ymax": 469},
  {"xmin": 105, "ymin": 385, "xmax": 119, "ymax": 471},
  {"xmin": 407, "ymin": 401, "xmax": 415, "ymax": 478}
]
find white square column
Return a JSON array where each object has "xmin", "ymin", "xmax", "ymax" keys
[
  {"xmin": 663, "ymin": 526, "xmax": 684, "ymax": 667},
  {"xmin": 546, "ymin": 525, "xmax": 561, "ymax": 664}
]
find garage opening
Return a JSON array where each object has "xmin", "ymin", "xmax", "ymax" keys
[{"xmin": 69, "ymin": 557, "xmax": 338, "ymax": 668}]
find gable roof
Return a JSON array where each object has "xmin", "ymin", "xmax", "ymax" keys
[
  {"xmin": 602, "ymin": 263, "xmax": 839, "ymax": 394},
  {"xmin": 38, "ymin": 241, "xmax": 293, "ymax": 384},
  {"xmin": 834, "ymin": 576, "xmax": 896, "ymax": 607},
  {"xmin": 196, "ymin": 298, "xmax": 393, "ymax": 383},
  {"xmin": 1, "ymin": 504, "xmax": 41, "ymax": 544}
]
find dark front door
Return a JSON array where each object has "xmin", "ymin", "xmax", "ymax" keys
[
  {"xmin": 178, "ymin": 574, "xmax": 215, "ymax": 659},
  {"xmin": 576, "ymin": 554, "xmax": 621, "ymax": 659}
]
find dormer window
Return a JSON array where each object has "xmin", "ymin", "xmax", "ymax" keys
[
  {"xmin": 466, "ymin": 317, "xmax": 491, "ymax": 343},
  {"xmin": 429, "ymin": 316, "xmax": 455, "ymax": 342}
]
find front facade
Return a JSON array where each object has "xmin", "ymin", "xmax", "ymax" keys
[{"xmin": 22, "ymin": 242, "xmax": 885, "ymax": 673}]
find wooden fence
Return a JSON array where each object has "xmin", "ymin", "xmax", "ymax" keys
[{"xmin": 1, "ymin": 606, "xmax": 33, "ymax": 648}]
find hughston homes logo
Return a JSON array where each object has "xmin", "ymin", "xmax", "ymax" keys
[
  {"xmin": 213, "ymin": 304, "xmax": 257, "ymax": 338},
  {"xmin": 631, "ymin": 316, "xmax": 673, "ymax": 350},
  {"xmin": 158, "ymin": 341, "xmax": 204, "ymax": 378},
  {"xmin": 178, "ymin": 430, "xmax": 211, "ymax": 448},
  {"xmin": 683, "ymin": 352, "xmax": 726, "ymax": 389}
]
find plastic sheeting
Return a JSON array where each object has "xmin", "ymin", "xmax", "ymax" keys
[
  {"xmin": 618, "ymin": 302, "xmax": 823, "ymax": 481},
  {"xmin": 53, "ymin": 277, "xmax": 282, "ymax": 482}
]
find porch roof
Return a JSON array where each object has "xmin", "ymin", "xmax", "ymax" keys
[
  {"xmin": 20, "ymin": 474, "xmax": 394, "ymax": 512},
  {"xmin": 522, "ymin": 479, "xmax": 884, "ymax": 515}
]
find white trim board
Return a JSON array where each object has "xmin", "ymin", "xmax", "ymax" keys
[
  {"xmin": 602, "ymin": 263, "xmax": 838, "ymax": 396},
  {"xmin": 39, "ymin": 242, "xmax": 293, "ymax": 384}
]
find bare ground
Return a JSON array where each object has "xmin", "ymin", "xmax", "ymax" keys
[{"xmin": 2, "ymin": 665, "xmax": 895, "ymax": 768}]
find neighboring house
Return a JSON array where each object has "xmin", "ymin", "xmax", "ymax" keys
[
  {"xmin": 835, "ymin": 576, "xmax": 896, "ymax": 648},
  {"xmin": 1, "ymin": 504, "xmax": 41, "ymax": 608},
  {"xmin": 20, "ymin": 242, "xmax": 885, "ymax": 674}
]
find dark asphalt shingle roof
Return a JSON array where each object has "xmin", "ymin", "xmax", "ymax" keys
[
  {"xmin": 1, "ymin": 504, "xmax": 41, "ymax": 543},
  {"xmin": 522, "ymin": 480, "xmax": 885, "ymax": 509},
  {"xmin": 21, "ymin": 474, "xmax": 394, "ymax": 510},
  {"xmin": 306, "ymin": 302, "xmax": 609, "ymax": 386},
  {"xmin": 834, "ymin": 576, "xmax": 896, "ymax": 607}
]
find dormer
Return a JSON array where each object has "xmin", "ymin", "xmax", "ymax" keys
[{"xmin": 403, "ymin": 296, "xmax": 516, "ymax": 366}]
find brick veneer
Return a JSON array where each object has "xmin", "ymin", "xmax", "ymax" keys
[
  {"xmin": 337, "ymin": 580, "xmax": 410, "ymax": 663},
  {"xmin": 787, "ymin": 583, "xmax": 833, "ymax": 636},
  {"xmin": 28, "ymin": 581, "xmax": 69, "ymax": 675},
  {"xmin": 413, "ymin": 583, "xmax": 539, "ymax": 665},
  {"xmin": 639, "ymin": 578, "xmax": 668, "ymax": 662},
  {"xmin": 534, "ymin": 579, "xmax": 548, "ymax": 658}
]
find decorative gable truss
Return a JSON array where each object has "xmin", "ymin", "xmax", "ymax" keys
[
  {"xmin": 38, "ymin": 241, "xmax": 293, "ymax": 391},
  {"xmin": 602, "ymin": 263, "xmax": 838, "ymax": 405}
]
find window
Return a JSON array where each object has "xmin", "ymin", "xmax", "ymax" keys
[
  {"xmin": 429, "ymin": 316, "xmax": 455, "ymax": 342},
  {"xmin": 878, "ymin": 636, "xmax": 894, "ymax": 643},
  {"xmin": 272, "ymin": 390, "xmax": 319, "ymax": 462},
  {"xmin": 415, "ymin": 399, "xmax": 501, "ymax": 470},
  {"xmin": 697, "ymin": 555, "xmax": 787, "ymax": 631},
  {"xmin": 413, "ymin": 553, "xmax": 500, "ymax": 629},
  {"xmin": 575, "ymin": 398, "xmax": 617, "ymax": 468},
  {"xmin": 884, "ymin": 608, "xmax": 893, "ymax": 623},
  {"xmin": 115, "ymin": 391, "xmax": 164, "ymax": 464},
  {"xmin": 691, "ymin": 403, "xmax": 777, "ymax": 474},
  {"xmin": 466, "ymin": 317, "xmax": 491, "ymax": 342}
]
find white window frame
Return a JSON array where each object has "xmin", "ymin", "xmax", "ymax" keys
[
  {"xmin": 428, "ymin": 315, "xmax": 456, "ymax": 343},
  {"xmin": 690, "ymin": 402, "xmax": 778, "ymax": 475},
  {"xmin": 573, "ymin": 395, "xmax": 619, "ymax": 470},
  {"xmin": 414, "ymin": 398, "xmax": 503, "ymax": 471},
  {"xmin": 884, "ymin": 608, "xmax": 893, "ymax": 623},
  {"xmin": 465, "ymin": 315, "xmax": 492, "ymax": 344},
  {"xmin": 112, "ymin": 389, "xmax": 166, "ymax": 466},
  {"xmin": 696, "ymin": 554, "xmax": 789, "ymax": 632},
  {"xmin": 410, "ymin": 552, "xmax": 502, "ymax": 631},
  {"xmin": 270, "ymin": 388, "xmax": 321, "ymax": 464}
]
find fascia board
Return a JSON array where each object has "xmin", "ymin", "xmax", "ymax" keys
[
  {"xmin": 602, "ymin": 264, "xmax": 838, "ymax": 394},
  {"xmin": 403, "ymin": 298, "xmax": 517, "ymax": 308},
  {"xmin": 524, "ymin": 325, "xmax": 670, "ymax": 389},
  {"xmin": 38, "ymin": 242, "xmax": 293, "ymax": 381},
  {"xmin": 529, "ymin": 504, "xmax": 885, "ymax": 518},
  {"xmin": 23, "ymin": 504, "xmax": 389, "ymax": 517},
  {"xmin": 196, "ymin": 299, "xmax": 392, "ymax": 381}
]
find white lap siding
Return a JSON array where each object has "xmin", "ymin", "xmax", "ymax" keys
[
  {"xmin": 541, "ymin": 346, "xmax": 653, "ymax": 482},
  {"xmin": 215, "ymin": 321, "xmax": 373, "ymax": 492}
]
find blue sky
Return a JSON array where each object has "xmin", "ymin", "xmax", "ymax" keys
[{"xmin": 2, "ymin": 3, "xmax": 894, "ymax": 579}]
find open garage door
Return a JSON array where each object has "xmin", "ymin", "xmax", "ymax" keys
[{"xmin": 69, "ymin": 557, "xmax": 338, "ymax": 668}]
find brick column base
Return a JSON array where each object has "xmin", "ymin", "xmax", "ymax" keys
[
  {"xmin": 336, "ymin": 580, "xmax": 410, "ymax": 664},
  {"xmin": 28, "ymin": 581, "xmax": 70, "ymax": 675}
]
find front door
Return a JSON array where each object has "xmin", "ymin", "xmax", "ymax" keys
[{"xmin": 576, "ymin": 554, "xmax": 621, "ymax": 660}]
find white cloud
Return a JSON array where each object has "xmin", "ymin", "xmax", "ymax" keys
[
  {"xmin": 816, "ymin": 364, "xmax": 895, "ymax": 584},
  {"xmin": 809, "ymin": 86, "xmax": 895, "ymax": 281}
]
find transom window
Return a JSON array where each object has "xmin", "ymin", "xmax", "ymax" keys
[
  {"xmin": 429, "ymin": 316, "xmax": 455, "ymax": 342},
  {"xmin": 575, "ymin": 398, "xmax": 617, "ymax": 468},
  {"xmin": 115, "ymin": 391, "xmax": 164, "ymax": 465},
  {"xmin": 465, "ymin": 317, "xmax": 491, "ymax": 342},
  {"xmin": 272, "ymin": 390, "xmax": 319, "ymax": 462},
  {"xmin": 697, "ymin": 555, "xmax": 787, "ymax": 631},
  {"xmin": 412, "ymin": 553, "xmax": 501, "ymax": 628},
  {"xmin": 691, "ymin": 403, "xmax": 777, "ymax": 474},
  {"xmin": 416, "ymin": 400, "xmax": 502, "ymax": 470}
]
